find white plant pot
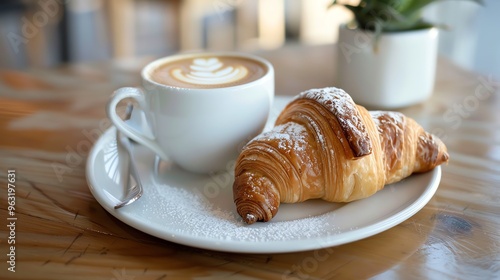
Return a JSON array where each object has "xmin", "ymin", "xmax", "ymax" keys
[{"xmin": 336, "ymin": 26, "xmax": 439, "ymax": 109}]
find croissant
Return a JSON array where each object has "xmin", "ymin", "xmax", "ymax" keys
[{"xmin": 233, "ymin": 87, "xmax": 449, "ymax": 224}]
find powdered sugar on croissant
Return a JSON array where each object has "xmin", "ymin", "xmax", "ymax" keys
[{"xmin": 233, "ymin": 87, "xmax": 449, "ymax": 224}]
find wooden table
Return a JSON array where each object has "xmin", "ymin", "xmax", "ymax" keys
[{"xmin": 1, "ymin": 44, "xmax": 499, "ymax": 279}]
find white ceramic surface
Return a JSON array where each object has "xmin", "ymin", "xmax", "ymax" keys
[
  {"xmin": 88, "ymin": 96, "xmax": 442, "ymax": 253},
  {"xmin": 107, "ymin": 52, "xmax": 274, "ymax": 174},
  {"xmin": 337, "ymin": 26, "xmax": 439, "ymax": 109}
]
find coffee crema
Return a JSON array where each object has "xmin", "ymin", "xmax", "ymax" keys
[{"xmin": 149, "ymin": 56, "xmax": 267, "ymax": 89}]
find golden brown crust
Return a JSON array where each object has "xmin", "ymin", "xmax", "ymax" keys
[
  {"xmin": 370, "ymin": 111, "xmax": 412, "ymax": 184},
  {"xmin": 414, "ymin": 131, "xmax": 449, "ymax": 173},
  {"xmin": 233, "ymin": 173, "xmax": 279, "ymax": 223},
  {"xmin": 233, "ymin": 87, "xmax": 449, "ymax": 224},
  {"xmin": 291, "ymin": 88, "xmax": 372, "ymax": 158}
]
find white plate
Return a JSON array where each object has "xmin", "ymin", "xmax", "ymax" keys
[{"xmin": 86, "ymin": 97, "xmax": 441, "ymax": 253}]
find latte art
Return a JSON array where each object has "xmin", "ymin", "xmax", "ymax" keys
[
  {"xmin": 172, "ymin": 58, "xmax": 249, "ymax": 85},
  {"xmin": 149, "ymin": 55, "xmax": 267, "ymax": 89}
]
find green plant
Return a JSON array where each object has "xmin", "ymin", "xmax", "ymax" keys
[{"xmin": 331, "ymin": 0, "xmax": 483, "ymax": 34}]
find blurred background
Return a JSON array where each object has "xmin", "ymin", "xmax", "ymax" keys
[{"xmin": 0, "ymin": 0, "xmax": 498, "ymax": 79}]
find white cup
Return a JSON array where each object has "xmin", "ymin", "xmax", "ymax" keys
[{"xmin": 107, "ymin": 52, "xmax": 274, "ymax": 174}]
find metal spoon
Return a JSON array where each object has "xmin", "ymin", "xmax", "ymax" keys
[{"xmin": 114, "ymin": 104, "xmax": 144, "ymax": 209}]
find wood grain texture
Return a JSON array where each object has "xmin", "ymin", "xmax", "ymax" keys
[{"xmin": 1, "ymin": 45, "xmax": 499, "ymax": 279}]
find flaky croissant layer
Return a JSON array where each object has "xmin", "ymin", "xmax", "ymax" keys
[{"xmin": 233, "ymin": 87, "xmax": 449, "ymax": 224}]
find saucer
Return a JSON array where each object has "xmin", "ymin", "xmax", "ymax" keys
[{"xmin": 86, "ymin": 96, "xmax": 441, "ymax": 253}]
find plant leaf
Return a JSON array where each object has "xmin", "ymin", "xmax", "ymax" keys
[
  {"xmin": 329, "ymin": 0, "xmax": 483, "ymax": 33},
  {"xmin": 399, "ymin": 0, "xmax": 483, "ymax": 15}
]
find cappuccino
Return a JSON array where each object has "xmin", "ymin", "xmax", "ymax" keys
[
  {"xmin": 149, "ymin": 55, "xmax": 267, "ymax": 89},
  {"xmin": 109, "ymin": 52, "xmax": 274, "ymax": 173}
]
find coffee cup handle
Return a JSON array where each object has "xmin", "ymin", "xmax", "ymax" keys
[{"xmin": 106, "ymin": 87, "xmax": 168, "ymax": 160}]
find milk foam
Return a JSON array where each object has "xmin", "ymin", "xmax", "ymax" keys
[{"xmin": 171, "ymin": 57, "xmax": 248, "ymax": 85}]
